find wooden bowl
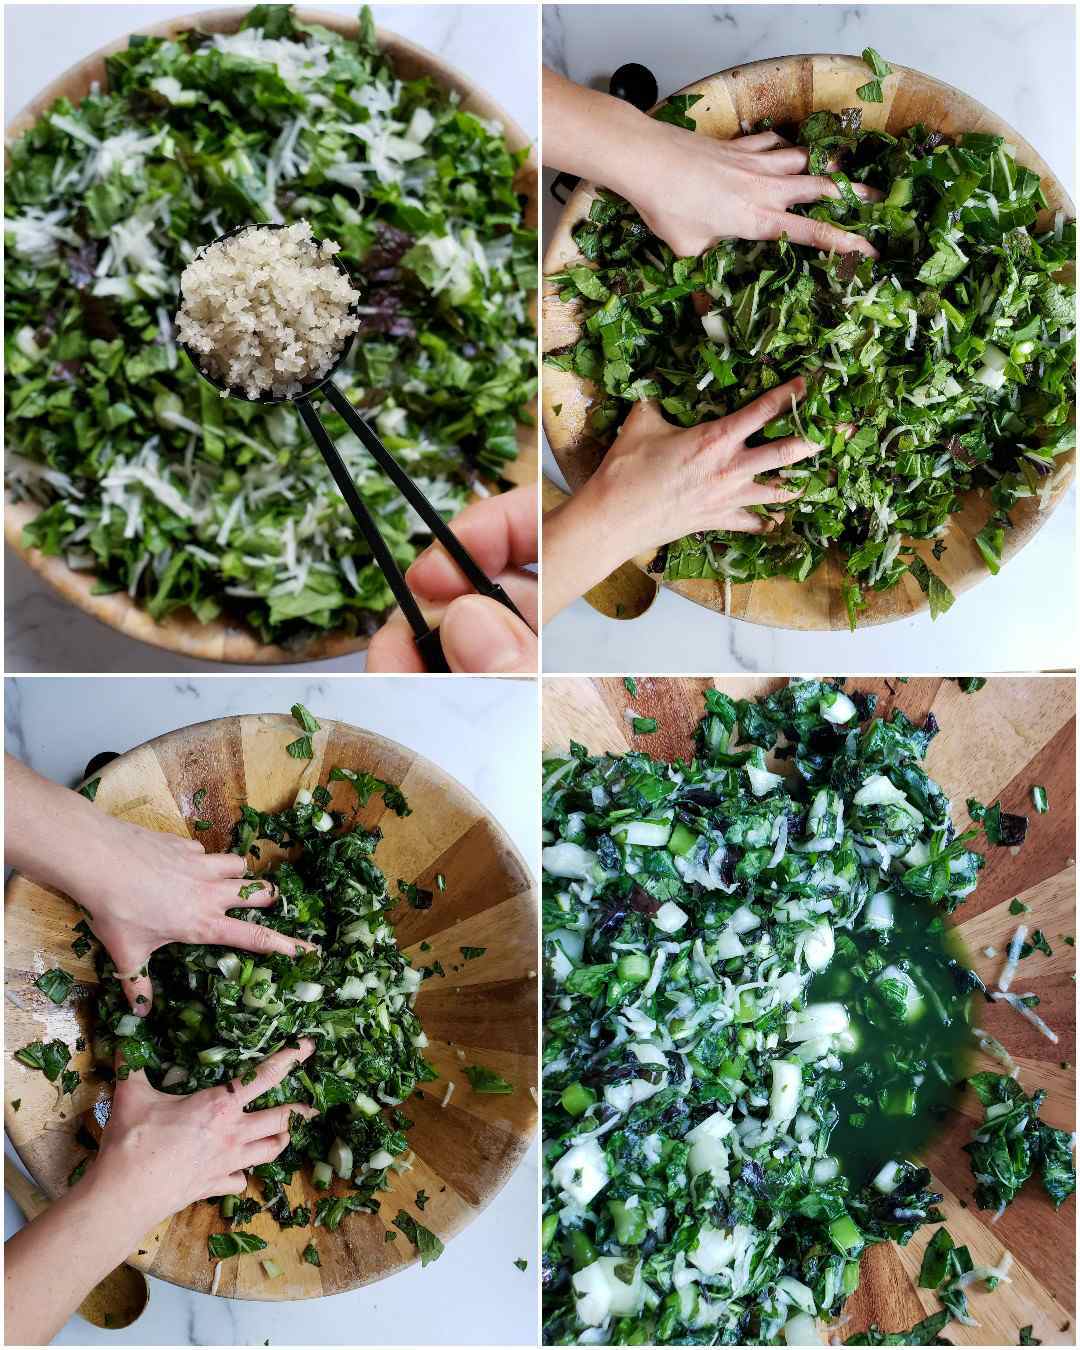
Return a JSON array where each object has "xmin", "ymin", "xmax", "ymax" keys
[
  {"xmin": 542, "ymin": 55, "xmax": 1075, "ymax": 631},
  {"xmin": 4, "ymin": 713, "xmax": 538, "ymax": 1299},
  {"xmin": 5, "ymin": 7, "xmax": 538, "ymax": 664},
  {"xmin": 543, "ymin": 676, "xmax": 1076, "ymax": 1344}
]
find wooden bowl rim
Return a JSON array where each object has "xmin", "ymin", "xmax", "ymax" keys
[
  {"xmin": 4, "ymin": 710, "xmax": 539, "ymax": 1299},
  {"xmin": 5, "ymin": 6, "xmax": 538, "ymax": 665},
  {"xmin": 541, "ymin": 52, "xmax": 1076, "ymax": 632}
]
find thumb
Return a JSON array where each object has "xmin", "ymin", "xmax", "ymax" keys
[
  {"xmin": 440, "ymin": 594, "xmax": 537, "ymax": 673},
  {"xmin": 620, "ymin": 398, "xmax": 666, "ymax": 435},
  {"xmin": 112, "ymin": 950, "xmax": 154, "ymax": 1016}
]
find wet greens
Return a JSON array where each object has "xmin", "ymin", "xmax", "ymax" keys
[
  {"xmin": 546, "ymin": 104, "xmax": 1075, "ymax": 628},
  {"xmin": 964, "ymin": 1072, "xmax": 1075, "ymax": 1212},
  {"xmin": 542, "ymin": 681, "xmax": 989, "ymax": 1344}
]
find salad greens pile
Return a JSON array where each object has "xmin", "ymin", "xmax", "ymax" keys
[
  {"xmin": 19, "ymin": 709, "xmax": 446, "ymax": 1268},
  {"xmin": 5, "ymin": 5, "xmax": 535, "ymax": 646},
  {"xmin": 546, "ymin": 99, "xmax": 1075, "ymax": 628},
  {"xmin": 541, "ymin": 681, "xmax": 1072, "ymax": 1345}
]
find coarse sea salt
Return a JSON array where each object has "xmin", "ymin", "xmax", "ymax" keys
[{"xmin": 176, "ymin": 220, "xmax": 360, "ymax": 400}]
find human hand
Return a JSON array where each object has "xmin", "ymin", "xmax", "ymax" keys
[
  {"xmin": 91, "ymin": 1040, "xmax": 319, "ymax": 1230},
  {"xmin": 366, "ymin": 484, "xmax": 537, "ymax": 673},
  {"xmin": 542, "ymin": 377, "xmax": 817, "ymax": 623},
  {"xmin": 73, "ymin": 814, "xmax": 315, "ymax": 1013},
  {"xmin": 618, "ymin": 122, "xmax": 882, "ymax": 259},
  {"xmin": 589, "ymin": 375, "xmax": 816, "ymax": 552}
]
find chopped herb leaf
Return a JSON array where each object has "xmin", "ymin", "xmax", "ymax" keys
[
  {"xmin": 393, "ymin": 1210, "xmax": 444, "ymax": 1266},
  {"xmin": 208, "ymin": 1232, "xmax": 268, "ymax": 1260},
  {"xmin": 34, "ymin": 967, "xmax": 74, "ymax": 1005},
  {"xmin": 463, "ymin": 1065, "xmax": 513, "ymax": 1094}
]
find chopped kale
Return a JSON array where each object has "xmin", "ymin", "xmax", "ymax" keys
[
  {"xmin": 463, "ymin": 1065, "xmax": 514, "ymax": 1094},
  {"xmin": 15, "ymin": 1039, "xmax": 71, "ymax": 1082},
  {"xmin": 392, "ymin": 1210, "xmax": 444, "ymax": 1266},
  {"xmin": 34, "ymin": 967, "xmax": 75, "ymax": 1005},
  {"xmin": 208, "ymin": 1232, "xmax": 268, "ymax": 1260},
  {"xmin": 964, "ymin": 1073, "xmax": 1075, "ymax": 1212}
]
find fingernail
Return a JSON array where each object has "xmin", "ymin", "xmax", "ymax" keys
[
  {"xmin": 406, "ymin": 545, "xmax": 458, "ymax": 596},
  {"xmin": 441, "ymin": 595, "xmax": 532, "ymax": 673}
]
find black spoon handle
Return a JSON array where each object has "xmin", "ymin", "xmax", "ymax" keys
[
  {"xmin": 324, "ymin": 382, "xmax": 531, "ymax": 630},
  {"xmin": 296, "ymin": 400, "xmax": 447, "ymax": 671}
]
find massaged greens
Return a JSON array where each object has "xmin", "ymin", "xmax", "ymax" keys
[
  {"xmin": 5, "ymin": 5, "xmax": 535, "ymax": 646},
  {"xmin": 540, "ymin": 681, "xmax": 1072, "ymax": 1345},
  {"xmin": 546, "ymin": 102, "xmax": 1075, "ymax": 627}
]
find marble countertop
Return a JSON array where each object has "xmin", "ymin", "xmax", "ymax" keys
[
  {"xmin": 542, "ymin": 4, "xmax": 1077, "ymax": 675},
  {"xmin": 4, "ymin": 675, "xmax": 538, "ymax": 1346},
  {"xmin": 4, "ymin": 2, "xmax": 538, "ymax": 675}
]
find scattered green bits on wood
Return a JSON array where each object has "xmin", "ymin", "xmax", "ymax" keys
[
  {"xmin": 291, "ymin": 703, "xmax": 320, "ymax": 733},
  {"xmin": 464, "ymin": 1065, "xmax": 513, "ymax": 1094},
  {"xmin": 34, "ymin": 967, "xmax": 74, "ymax": 1005}
]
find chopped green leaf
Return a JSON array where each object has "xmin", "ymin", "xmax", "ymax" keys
[
  {"xmin": 393, "ymin": 1210, "xmax": 444, "ymax": 1266},
  {"xmin": 34, "ymin": 967, "xmax": 74, "ymax": 1005},
  {"xmin": 463, "ymin": 1065, "xmax": 513, "ymax": 1094},
  {"xmin": 208, "ymin": 1232, "xmax": 268, "ymax": 1260}
]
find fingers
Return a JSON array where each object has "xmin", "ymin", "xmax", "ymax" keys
[
  {"xmin": 366, "ymin": 571, "xmax": 538, "ymax": 674},
  {"xmin": 775, "ymin": 210, "xmax": 879, "ymax": 259},
  {"xmin": 218, "ymin": 1171, "xmax": 248, "ymax": 1197},
  {"xmin": 366, "ymin": 616, "xmax": 428, "ymax": 673},
  {"xmin": 718, "ymin": 508, "xmax": 782, "ymax": 534},
  {"xmin": 231, "ymin": 1038, "xmax": 316, "ymax": 1108},
  {"xmin": 241, "ymin": 1102, "xmax": 320, "ymax": 1140},
  {"xmin": 232, "ymin": 878, "xmax": 277, "ymax": 908},
  {"xmin": 732, "ymin": 478, "xmax": 804, "ymax": 508},
  {"xmin": 731, "ymin": 130, "xmax": 792, "ymax": 152},
  {"xmin": 241, "ymin": 1131, "xmax": 291, "ymax": 1169},
  {"xmin": 745, "ymin": 147, "xmax": 814, "ymax": 176},
  {"xmin": 406, "ymin": 484, "xmax": 537, "ymax": 601},
  {"xmin": 724, "ymin": 376, "xmax": 807, "ymax": 443},
  {"xmin": 441, "ymin": 594, "xmax": 538, "ymax": 673},
  {"xmin": 205, "ymin": 852, "xmax": 248, "ymax": 879},
  {"xmin": 618, "ymin": 398, "xmax": 670, "ymax": 438},
  {"xmin": 781, "ymin": 176, "xmax": 883, "ymax": 206},
  {"xmin": 742, "ymin": 435, "xmax": 822, "ymax": 477},
  {"xmin": 211, "ymin": 916, "xmax": 316, "ymax": 959},
  {"xmin": 120, "ymin": 970, "xmax": 155, "ymax": 1017}
]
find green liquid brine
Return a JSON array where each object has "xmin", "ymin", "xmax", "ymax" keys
[{"xmin": 811, "ymin": 897, "xmax": 975, "ymax": 1186}]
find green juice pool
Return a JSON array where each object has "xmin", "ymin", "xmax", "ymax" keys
[{"xmin": 811, "ymin": 896, "xmax": 977, "ymax": 1187}]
